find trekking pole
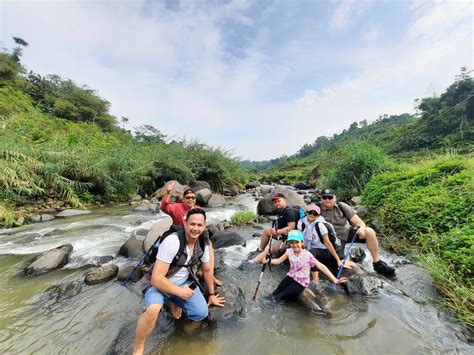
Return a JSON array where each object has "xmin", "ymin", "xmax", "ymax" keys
[
  {"xmin": 332, "ymin": 226, "xmax": 359, "ymax": 291},
  {"xmin": 121, "ymin": 233, "xmax": 163, "ymax": 287},
  {"xmin": 252, "ymin": 220, "xmax": 276, "ymax": 301}
]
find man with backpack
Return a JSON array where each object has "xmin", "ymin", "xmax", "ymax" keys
[
  {"xmin": 320, "ymin": 189, "xmax": 395, "ymax": 276},
  {"xmin": 250, "ymin": 193, "xmax": 298, "ymax": 264},
  {"xmin": 133, "ymin": 208, "xmax": 225, "ymax": 355}
]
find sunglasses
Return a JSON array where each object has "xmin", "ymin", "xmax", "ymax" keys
[
  {"xmin": 322, "ymin": 195, "xmax": 334, "ymax": 200},
  {"xmin": 307, "ymin": 211, "xmax": 319, "ymax": 216},
  {"xmin": 184, "ymin": 195, "xmax": 196, "ymax": 200}
]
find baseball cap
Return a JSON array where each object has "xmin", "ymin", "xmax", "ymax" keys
[
  {"xmin": 271, "ymin": 192, "xmax": 286, "ymax": 201},
  {"xmin": 321, "ymin": 188, "xmax": 335, "ymax": 197},
  {"xmin": 183, "ymin": 188, "xmax": 195, "ymax": 197},
  {"xmin": 287, "ymin": 229, "xmax": 303, "ymax": 242},
  {"xmin": 306, "ymin": 204, "xmax": 321, "ymax": 214}
]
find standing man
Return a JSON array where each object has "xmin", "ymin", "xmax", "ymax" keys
[
  {"xmin": 160, "ymin": 181, "xmax": 221, "ymax": 286},
  {"xmin": 319, "ymin": 189, "xmax": 395, "ymax": 275},
  {"xmin": 251, "ymin": 193, "xmax": 298, "ymax": 264},
  {"xmin": 133, "ymin": 208, "xmax": 225, "ymax": 355}
]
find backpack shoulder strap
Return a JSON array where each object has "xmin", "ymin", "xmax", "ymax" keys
[
  {"xmin": 173, "ymin": 228, "xmax": 187, "ymax": 264},
  {"xmin": 336, "ymin": 202, "xmax": 352, "ymax": 223},
  {"xmin": 314, "ymin": 221, "xmax": 324, "ymax": 242}
]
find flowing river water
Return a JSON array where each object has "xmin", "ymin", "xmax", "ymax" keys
[{"xmin": 0, "ymin": 194, "xmax": 471, "ymax": 354}]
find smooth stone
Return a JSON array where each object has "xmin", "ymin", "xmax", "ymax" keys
[
  {"xmin": 25, "ymin": 244, "xmax": 73, "ymax": 276},
  {"xmin": 210, "ymin": 230, "xmax": 245, "ymax": 249},
  {"xmin": 56, "ymin": 209, "xmax": 92, "ymax": 218},
  {"xmin": 84, "ymin": 264, "xmax": 119, "ymax": 285},
  {"xmin": 142, "ymin": 216, "xmax": 173, "ymax": 252}
]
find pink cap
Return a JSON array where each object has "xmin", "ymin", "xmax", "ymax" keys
[{"xmin": 306, "ymin": 204, "xmax": 321, "ymax": 214}]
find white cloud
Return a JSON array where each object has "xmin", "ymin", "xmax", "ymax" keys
[
  {"xmin": 1, "ymin": 0, "xmax": 472, "ymax": 160},
  {"xmin": 330, "ymin": 0, "xmax": 373, "ymax": 30}
]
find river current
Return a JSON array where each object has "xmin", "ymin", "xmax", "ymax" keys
[{"xmin": 0, "ymin": 194, "xmax": 471, "ymax": 354}]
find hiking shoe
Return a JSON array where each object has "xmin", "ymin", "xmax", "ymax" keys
[{"xmin": 373, "ymin": 260, "xmax": 395, "ymax": 275}]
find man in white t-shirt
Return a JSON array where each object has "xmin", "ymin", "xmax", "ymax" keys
[{"xmin": 133, "ymin": 208, "xmax": 225, "ymax": 355}]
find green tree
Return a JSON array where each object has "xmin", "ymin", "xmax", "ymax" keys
[{"xmin": 12, "ymin": 37, "xmax": 28, "ymax": 62}]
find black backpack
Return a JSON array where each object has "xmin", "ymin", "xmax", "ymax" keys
[
  {"xmin": 314, "ymin": 221, "xmax": 340, "ymax": 252},
  {"xmin": 147, "ymin": 225, "xmax": 209, "ymax": 266},
  {"xmin": 282, "ymin": 206, "xmax": 305, "ymax": 226}
]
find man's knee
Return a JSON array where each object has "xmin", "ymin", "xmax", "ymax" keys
[
  {"xmin": 187, "ymin": 303, "xmax": 208, "ymax": 321},
  {"xmin": 143, "ymin": 304, "xmax": 161, "ymax": 325},
  {"xmin": 366, "ymin": 227, "xmax": 377, "ymax": 239}
]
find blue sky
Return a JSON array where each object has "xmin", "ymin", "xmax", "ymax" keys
[{"xmin": 1, "ymin": 0, "xmax": 472, "ymax": 160}]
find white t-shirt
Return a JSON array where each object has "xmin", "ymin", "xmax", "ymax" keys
[
  {"xmin": 156, "ymin": 233, "xmax": 210, "ymax": 285},
  {"xmin": 298, "ymin": 216, "xmax": 328, "ymax": 250}
]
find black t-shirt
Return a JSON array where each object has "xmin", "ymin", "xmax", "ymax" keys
[{"xmin": 277, "ymin": 207, "xmax": 298, "ymax": 229}]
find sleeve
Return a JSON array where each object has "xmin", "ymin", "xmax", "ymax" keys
[
  {"xmin": 156, "ymin": 234, "xmax": 180, "ymax": 264},
  {"xmin": 316, "ymin": 223, "xmax": 328, "ymax": 237},
  {"xmin": 200, "ymin": 245, "xmax": 210, "ymax": 263},
  {"xmin": 340, "ymin": 202, "xmax": 357, "ymax": 220},
  {"xmin": 160, "ymin": 198, "xmax": 171, "ymax": 214},
  {"xmin": 297, "ymin": 219, "xmax": 302, "ymax": 230}
]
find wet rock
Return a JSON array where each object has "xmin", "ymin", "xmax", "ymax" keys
[
  {"xmin": 43, "ymin": 228, "xmax": 63, "ymax": 237},
  {"xmin": 84, "ymin": 264, "xmax": 119, "ymax": 285},
  {"xmin": 223, "ymin": 183, "xmax": 240, "ymax": 196},
  {"xmin": 245, "ymin": 180, "xmax": 260, "ymax": 189},
  {"xmin": 117, "ymin": 264, "xmax": 144, "ymax": 283},
  {"xmin": 211, "ymin": 230, "xmax": 245, "ymax": 249},
  {"xmin": 206, "ymin": 223, "xmax": 220, "ymax": 237},
  {"xmin": 208, "ymin": 284, "xmax": 245, "ymax": 321},
  {"xmin": 131, "ymin": 227, "xmax": 150, "ymax": 238},
  {"xmin": 133, "ymin": 203, "xmax": 159, "ymax": 213},
  {"xmin": 251, "ymin": 223, "xmax": 264, "ymax": 230},
  {"xmin": 293, "ymin": 182, "xmax": 311, "ymax": 190},
  {"xmin": 196, "ymin": 188, "xmax": 212, "ymax": 206},
  {"xmin": 351, "ymin": 196, "xmax": 363, "ymax": 205},
  {"xmin": 298, "ymin": 283, "xmax": 332, "ymax": 315},
  {"xmin": 260, "ymin": 184, "xmax": 273, "ymax": 194},
  {"xmin": 56, "ymin": 209, "xmax": 92, "ymax": 218},
  {"xmin": 355, "ymin": 205, "xmax": 369, "ymax": 218},
  {"xmin": 257, "ymin": 186, "xmax": 306, "ymax": 215},
  {"xmin": 207, "ymin": 194, "xmax": 225, "ymax": 208},
  {"xmin": 25, "ymin": 244, "xmax": 73, "ymax": 276},
  {"xmin": 118, "ymin": 236, "xmax": 143, "ymax": 259},
  {"xmin": 369, "ymin": 218, "xmax": 382, "ymax": 233},
  {"xmin": 346, "ymin": 272, "xmax": 386, "ymax": 295},
  {"xmin": 16, "ymin": 216, "xmax": 25, "ymax": 225},
  {"xmin": 41, "ymin": 214, "xmax": 55, "ymax": 222},
  {"xmin": 31, "ymin": 214, "xmax": 42, "ymax": 223},
  {"xmin": 91, "ymin": 255, "xmax": 114, "ymax": 265},
  {"xmin": 213, "ymin": 249, "xmax": 225, "ymax": 271},
  {"xmin": 252, "ymin": 232, "xmax": 261, "ymax": 238},
  {"xmin": 142, "ymin": 216, "xmax": 173, "ymax": 252},
  {"xmin": 43, "ymin": 281, "xmax": 82, "ymax": 302},
  {"xmin": 106, "ymin": 311, "xmax": 174, "ymax": 355},
  {"xmin": 350, "ymin": 246, "xmax": 366, "ymax": 263},
  {"xmin": 190, "ymin": 180, "xmax": 211, "ymax": 191}
]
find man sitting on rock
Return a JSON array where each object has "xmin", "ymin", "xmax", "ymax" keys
[
  {"xmin": 161, "ymin": 181, "xmax": 221, "ymax": 286},
  {"xmin": 133, "ymin": 208, "xmax": 225, "ymax": 355},
  {"xmin": 319, "ymin": 189, "xmax": 395, "ymax": 276},
  {"xmin": 251, "ymin": 193, "xmax": 298, "ymax": 264}
]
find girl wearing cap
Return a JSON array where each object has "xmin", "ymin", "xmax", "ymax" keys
[
  {"xmin": 264, "ymin": 230, "xmax": 347, "ymax": 301},
  {"xmin": 298, "ymin": 204, "xmax": 354, "ymax": 279}
]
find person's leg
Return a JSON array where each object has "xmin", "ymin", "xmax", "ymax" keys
[
  {"xmin": 358, "ymin": 227, "xmax": 380, "ymax": 263},
  {"xmin": 134, "ymin": 287, "xmax": 165, "ymax": 355},
  {"xmin": 273, "ymin": 277, "xmax": 305, "ymax": 301},
  {"xmin": 253, "ymin": 240, "xmax": 284, "ymax": 263},
  {"xmin": 171, "ymin": 286, "xmax": 208, "ymax": 321},
  {"xmin": 272, "ymin": 276, "xmax": 294, "ymax": 297},
  {"xmin": 258, "ymin": 227, "xmax": 273, "ymax": 251}
]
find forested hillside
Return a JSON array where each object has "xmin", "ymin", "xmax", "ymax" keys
[{"xmin": 0, "ymin": 39, "xmax": 248, "ymax": 227}]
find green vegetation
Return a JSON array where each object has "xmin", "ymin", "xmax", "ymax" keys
[
  {"xmin": 0, "ymin": 38, "xmax": 248, "ymax": 227},
  {"xmin": 230, "ymin": 210, "xmax": 258, "ymax": 226},
  {"xmin": 363, "ymin": 154, "xmax": 473, "ymax": 325}
]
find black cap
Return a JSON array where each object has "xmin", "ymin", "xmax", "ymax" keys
[
  {"xmin": 183, "ymin": 188, "xmax": 195, "ymax": 197},
  {"xmin": 321, "ymin": 188, "xmax": 335, "ymax": 197},
  {"xmin": 271, "ymin": 192, "xmax": 286, "ymax": 201}
]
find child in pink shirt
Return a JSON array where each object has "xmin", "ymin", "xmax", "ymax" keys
[{"xmin": 265, "ymin": 230, "xmax": 347, "ymax": 301}]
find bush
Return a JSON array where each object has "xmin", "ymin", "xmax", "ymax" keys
[
  {"xmin": 231, "ymin": 211, "xmax": 258, "ymax": 226},
  {"xmin": 323, "ymin": 141, "xmax": 391, "ymax": 200}
]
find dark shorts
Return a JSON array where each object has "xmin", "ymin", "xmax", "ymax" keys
[
  {"xmin": 309, "ymin": 248, "xmax": 338, "ymax": 276},
  {"xmin": 344, "ymin": 228, "xmax": 366, "ymax": 244}
]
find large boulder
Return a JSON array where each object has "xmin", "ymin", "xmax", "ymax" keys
[
  {"xmin": 355, "ymin": 205, "xmax": 369, "ymax": 219},
  {"xmin": 133, "ymin": 203, "xmax": 159, "ymax": 213},
  {"xmin": 196, "ymin": 188, "xmax": 212, "ymax": 206},
  {"xmin": 84, "ymin": 264, "xmax": 119, "ymax": 285},
  {"xmin": 223, "ymin": 183, "xmax": 240, "ymax": 196},
  {"xmin": 117, "ymin": 264, "xmax": 144, "ymax": 283},
  {"xmin": 208, "ymin": 284, "xmax": 245, "ymax": 321},
  {"xmin": 245, "ymin": 180, "xmax": 260, "ymax": 189},
  {"xmin": 56, "ymin": 209, "xmax": 92, "ymax": 218},
  {"xmin": 256, "ymin": 186, "xmax": 306, "ymax": 215},
  {"xmin": 293, "ymin": 182, "xmax": 311, "ymax": 190},
  {"xmin": 118, "ymin": 236, "xmax": 144, "ymax": 259},
  {"xmin": 153, "ymin": 180, "xmax": 187, "ymax": 202},
  {"xmin": 206, "ymin": 194, "xmax": 225, "ymax": 208},
  {"xmin": 189, "ymin": 180, "xmax": 210, "ymax": 191},
  {"xmin": 351, "ymin": 196, "xmax": 363, "ymax": 205},
  {"xmin": 25, "ymin": 244, "xmax": 73, "ymax": 276},
  {"xmin": 143, "ymin": 216, "xmax": 173, "ymax": 252},
  {"xmin": 210, "ymin": 230, "xmax": 245, "ymax": 249}
]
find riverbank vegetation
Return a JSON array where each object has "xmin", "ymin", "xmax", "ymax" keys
[
  {"xmin": 250, "ymin": 69, "xmax": 473, "ymax": 326},
  {"xmin": 0, "ymin": 39, "xmax": 248, "ymax": 227},
  {"xmin": 230, "ymin": 211, "xmax": 258, "ymax": 226}
]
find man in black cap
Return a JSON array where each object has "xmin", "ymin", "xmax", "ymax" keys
[
  {"xmin": 320, "ymin": 188, "xmax": 395, "ymax": 275},
  {"xmin": 251, "ymin": 192, "xmax": 298, "ymax": 264}
]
